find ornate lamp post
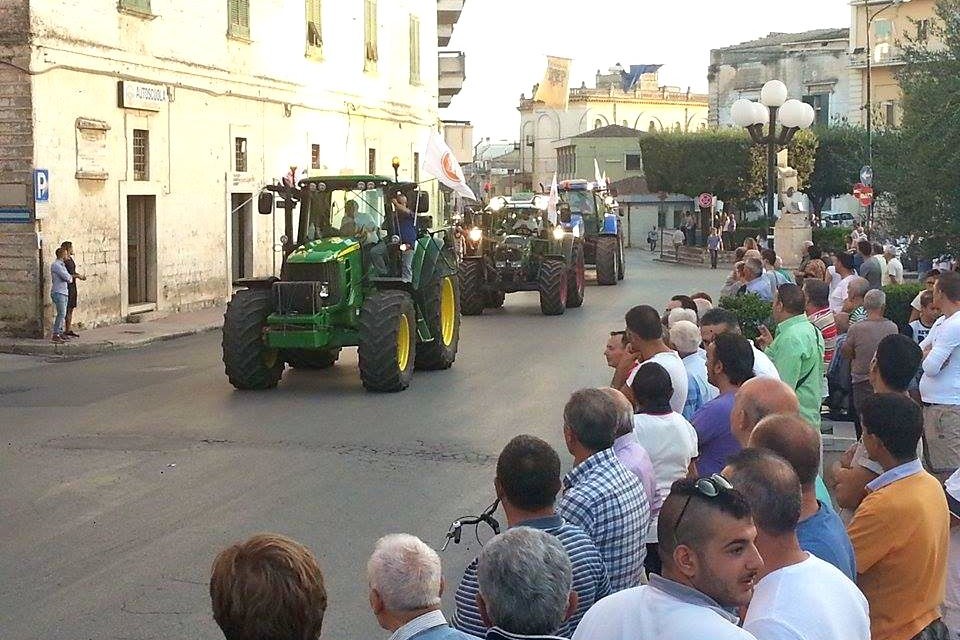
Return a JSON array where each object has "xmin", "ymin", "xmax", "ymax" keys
[{"xmin": 731, "ymin": 81, "xmax": 816, "ymax": 235}]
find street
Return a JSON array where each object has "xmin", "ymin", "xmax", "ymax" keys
[{"xmin": 0, "ymin": 251, "xmax": 725, "ymax": 640}]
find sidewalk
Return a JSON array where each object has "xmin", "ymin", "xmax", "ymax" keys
[{"xmin": 0, "ymin": 306, "xmax": 224, "ymax": 357}]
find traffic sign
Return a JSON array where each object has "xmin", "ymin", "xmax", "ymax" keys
[
  {"xmin": 698, "ymin": 193, "xmax": 713, "ymax": 208},
  {"xmin": 33, "ymin": 169, "xmax": 49, "ymax": 203},
  {"xmin": 853, "ymin": 182, "xmax": 874, "ymax": 207},
  {"xmin": 860, "ymin": 165, "xmax": 873, "ymax": 187}
]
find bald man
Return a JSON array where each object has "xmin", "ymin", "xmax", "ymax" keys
[{"xmin": 750, "ymin": 414, "xmax": 856, "ymax": 580}]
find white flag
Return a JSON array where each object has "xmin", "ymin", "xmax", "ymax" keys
[
  {"xmin": 547, "ymin": 173, "xmax": 559, "ymax": 225},
  {"xmin": 422, "ymin": 131, "xmax": 477, "ymax": 201},
  {"xmin": 594, "ymin": 159, "xmax": 604, "ymax": 187}
]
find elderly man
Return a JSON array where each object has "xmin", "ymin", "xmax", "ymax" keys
[
  {"xmin": 730, "ymin": 377, "xmax": 800, "ymax": 446},
  {"xmin": 884, "ymin": 246, "xmax": 904, "ymax": 285},
  {"xmin": 572, "ymin": 478, "xmax": 760, "ymax": 640},
  {"xmin": 601, "ymin": 388, "xmax": 659, "ymax": 517},
  {"xmin": 757, "ymin": 283, "xmax": 825, "ymax": 430},
  {"xmin": 699, "ymin": 307, "xmax": 780, "ymax": 380},
  {"xmin": 557, "ymin": 388, "xmax": 650, "ymax": 591},
  {"xmin": 724, "ymin": 449, "xmax": 869, "ymax": 640},
  {"xmin": 476, "ymin": 527, "xmax": 579, "ymax": 640},
  {"xmin": 368, "ymin": 534, "xmax": 472, "ymax": 640},
  {"xmin": 453, "ymin": 435, "xmax": 609, "ymax": 639},
  {"xmin": 670, "ymin": 319, "xmax": 717, "ymax": 421},
  {"xmin": 842, "ymin": 289, "xmax": 898, "ymax": 439},
  {"xmin": 740, "ymin": 256, "xmax": 773, "ymax": 301}
]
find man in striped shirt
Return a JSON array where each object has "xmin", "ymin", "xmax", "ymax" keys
[{"xmin": 452, "ymin": 435, "xmax": 610, "ymax": 639}]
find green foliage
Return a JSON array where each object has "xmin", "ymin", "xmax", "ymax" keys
[
  {"xmin": 807, "ymin": 125, "xmax": 867, "ymax": 214},
  {"xmin": 812, "ymin": 227, "xmax": 849, "ymax": 255},
  {"xmin": 883, "ymin": 283, "xmax": 924, "ymax": 330},
  {"xmin": 640, "ymin": 130, "xmax": 754, "ymax": 203},
  {"xmin": 719, "ymin": 293, "xmax": 773, "ymax": 341},
  {"xmin": 886, "ymin": 0, "xmax": 960, "ymax": 256}
]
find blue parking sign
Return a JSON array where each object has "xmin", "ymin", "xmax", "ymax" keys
[{"xmin": 34, "ymin": 169, "xmax": 49, "ymax": 203}]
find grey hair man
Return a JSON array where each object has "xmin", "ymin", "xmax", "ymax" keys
[
  {"xmin": 477, "ymin": 527, "xmax": 578, "ymax": 640},
  {"xmin": 741, "ymin": 257, "xmax": 773, "ymax": 302},
  {"xmin": 838, "ymin": 275, "xmax": 870, "ymax": 333},
  {"xmin": 368, "ymin": 534, "xmax": 472, "ymax": 640},
  {"xmin": 667, "ymin": 307, "xmax": 698, "ymax": 329},
  {"xmin": 671, "ymin": 320, "xmax": 718, "ymax": 421},
  {"xmin": 600, "ymin": 387, "xmax": 660, "ymax": 518},
  {"xmin": 842, "ymin": 288, "xmax": 898, "ymax": 439},
  {"xmin": 884, "ymin": 245, "xmax": 904, "ymax": 285}
]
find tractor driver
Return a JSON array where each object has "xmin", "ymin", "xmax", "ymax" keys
[
  {"xmin": 391, "ymin": 193, "xmax": 417, "ymax": 282},
  {"xmin": 351, "ymin": 199, "xmax": 388, "ymax": 276},
  {"xmin": 510, "ymin": 208, "xmax": 542, "ymax": 235}
]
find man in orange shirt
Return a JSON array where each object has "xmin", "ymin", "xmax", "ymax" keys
[{"xmin": 848, "ymin": 393, "xmax": 950, "ymax": 640}]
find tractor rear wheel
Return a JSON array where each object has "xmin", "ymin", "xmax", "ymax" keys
[
  {"xmin": 415, "ymin": 274, "xmax": 461, "ymax": 370},
  {"xmin": 358, "ymin": 290, "xmax": 417, "ymax": 392},
  {"xmin": 222, "ymin": 288, "xmax": 284, "ymax": 390},
  {"xmin": 566, "ymin": 242, "xmax": 585, "ymax": 308},
  {"xmin": 539, "ymin": 260, "xmax": 568, "ymax": 316},
  {"xmin": 596, "ymin": 236, "xmax": 619, "ymax": 285},
  {"xmin": 284, "ymin": 348, "xmax": 340, "ymax": 369},
  {"xmin": 458, "ymin": 259, "xmax": 485, "ymax": 316},
  {"xmin": 485, "ymin": 290, "xmax": 506, "ymax": 309}
]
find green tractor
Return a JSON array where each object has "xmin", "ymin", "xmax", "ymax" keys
[
  {"xmin": 557, "ymin": 179, "xmax": 626, "ymax": 285},
  {"xmin": 457, "ymin": 193, "xmax": 585, "ymax": 316},
  {"xmin": 222, "ymin": 175, "xmax": 461, "ymax": 392}
]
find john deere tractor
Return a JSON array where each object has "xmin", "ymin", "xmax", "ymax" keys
[
  {"xmin": 222, "ymin": 175, "xmax": 461, "ymax": 392},
  {"xmin": 457, "ymin": 193, "xmax": 585, "ymax": 316},
  {"xmin": 558, "ymin": 180, "xmax": 625, "ymax": 285}
]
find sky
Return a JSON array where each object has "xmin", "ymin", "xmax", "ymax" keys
[{"xmin": 440, "ymin": 0, "xmax": 851, "ymax": 141}]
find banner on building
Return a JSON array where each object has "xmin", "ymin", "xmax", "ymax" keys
[
  {"xmin": 422, "ymin": 131, "xmax": 477, "ymax": 201},
  {"xmin": 534, "ymin": 56, "xmax": 571, "ymax": 110}
]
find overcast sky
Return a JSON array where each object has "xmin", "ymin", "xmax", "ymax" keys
[{"xmin": 440, "ymin": 0, "xmax": 850, "ymax": 141}]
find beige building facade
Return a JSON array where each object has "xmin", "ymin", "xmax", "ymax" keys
[
  {"xmin": 0, "ymin": 0, "xmax": 466, "ymax": 336},
  {"xmin": 517, "ymin": 65, "xmax": 708, "ymax": 189}
]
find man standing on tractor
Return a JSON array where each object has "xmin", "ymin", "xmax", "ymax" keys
[{"xmin": 392, "ymin": 192, "xmax": 417, "ymax": 282}]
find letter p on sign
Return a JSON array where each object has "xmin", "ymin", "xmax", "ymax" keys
[{"xmin": 34, "ymin": 169, "xmax": 49, "ymax": 203}]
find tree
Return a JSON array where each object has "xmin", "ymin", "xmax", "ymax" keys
[
  {"xmin": 887, "ymin": 0, "xmax": 960, "ymax": 256},
  {"xmin": 807, "ymin": 125, "xmax": 867, "ymax": 214}
]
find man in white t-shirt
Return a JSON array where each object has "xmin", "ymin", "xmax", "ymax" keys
[
  {"xmin": 884, "ymin": 246, "xmax": 904, "ymax": 285},
  {"xmin": 572, "ymin": 477, "xmax": 760, "ymax": 640},
  {"xmin": 612, "ymin": 304, "xmax": 687, "ymax": 413},
  {"xmin": 699, "ymin": 308, "xmax": 780, "ymax": 380},
  {"xmin": 920, "ymin": 271, "xmax": 960, "ymax": 480},
  {"xmin": 724, "ymin": 448, "xmax": 870, "ymax": 640},
  {"xmin": 829, "ymin": 252, "xmax": 858, "ymax": 314}
]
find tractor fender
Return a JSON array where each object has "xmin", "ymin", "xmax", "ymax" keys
[
  {"xmin": 234, "ymin": 277, "xmax": 279, "ymax": 290},
  {"xmin": 601, "ymin": 213, "xmax": 620, "ymax": 235}
]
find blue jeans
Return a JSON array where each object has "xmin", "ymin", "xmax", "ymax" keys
[{"xmin": 51, "ymin": 292, "xmax": 68, "ymax": 335}]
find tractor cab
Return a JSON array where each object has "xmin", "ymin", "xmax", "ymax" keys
[{"xmin": 556, "ymin": 179, "xmax": 625, "ymax": 285}]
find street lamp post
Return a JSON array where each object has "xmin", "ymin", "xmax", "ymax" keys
[{"xmin": 731, "ymin": 81, "xmax": 816, "ymax": 239}]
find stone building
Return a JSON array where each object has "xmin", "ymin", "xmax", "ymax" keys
[
  {"xmin": 518, "ymin": 64, "xmax": 708, "ymax": 189},
  {"xmin": 709, "ymin": 28, "xmax": 851, "ymax": 128},
  {"xmin": 0, "ymin": 0, "xmax": 466, "ymax": 336}
]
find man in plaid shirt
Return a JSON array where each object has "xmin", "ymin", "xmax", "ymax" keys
[{"xmin": 558, "ymin": 388, "xmax": 651, "ymax": 591}]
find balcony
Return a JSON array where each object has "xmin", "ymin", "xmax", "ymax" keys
[
  {"xmin": 849, "ymin": 43, "xmax": 906, "ymax": 68},
  {"xmin": 439, "ymin": 51, "xmax": 466, "ymax": 108},
  {"xmin": 437, "ymin": 0, "xmax": 465, "ymax": 46}
]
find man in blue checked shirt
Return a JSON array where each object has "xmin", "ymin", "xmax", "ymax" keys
[
  {"xmin": 557, "ymin": 388, "xmax": 651, "ymax": 591},
  {"xmin": 453, "ymin": 435, "xmax": 610, "ymax": 639}
]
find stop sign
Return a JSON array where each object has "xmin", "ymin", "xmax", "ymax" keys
[{"xmin": 853, "ymin": 183, "xmax": 874, "ymax": 207}]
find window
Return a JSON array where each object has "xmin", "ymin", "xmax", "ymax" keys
[
  {"xmin": 409, "ymin": 15, "xmax": 421, "ymax": 84},
  {"xmin": 413, "ymin": 152, "xmax": 420, "ymax": 183},
  {"xmin": 885, "ymin": 102, "xmax": 897, "ymax": 127},
  {"xmin": 306, "ymin": 0, "xmax": 322, "ymax": 53},
  {"xmin": 802, "ymin": 94, "xmax": 830, "ymax": 127},
  {"xmin": 368, "ymin": 148, "xmax": 377, "ymax": 174},
  {"xmin": 625, "ymin": 154, "xmax": 642, "ymax": 171},
  {"xmin": 133, "ymin": 129, "xmax": 149, "ymax": 181},
  {"xmin": 873, "ymin": 19, "xmax": 892, "ymax": 41},
  {"xmin": 917, "ymin": 19, "xmax": 930, "ymax": 42},
  {"xmin": 311, "ymin": 144, "xmax": 321, "ymax": 170},
  {"xmin": 364, "ymin": 0, "xmax": 378, "ymax": 68},
  {"xmin": 228, "ymin": 0, "xmax": 250, "ymax": 39},
  {"xmin": 119, "ymin": 0, "xmax": 151, "ymax": 14},
  {"xmin": 235, "ymin": 137, "xmax": 248, "ymax": 172}
]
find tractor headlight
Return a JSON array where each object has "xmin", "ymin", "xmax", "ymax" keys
[
  {"xmin": 553, "ymin": 226, "xmax": 565, "ymax": 240},
  {"xmin": 488, "ymin": 197, "xmax": 506, "ymax": 212},
  {"xmin": 469, "ymin": 227, "xmax": 483, "ymax": 242}
]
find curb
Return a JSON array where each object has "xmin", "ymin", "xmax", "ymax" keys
[{"xmin": 0, "ymin": 323, "xmax": 222, "ymax": 357}]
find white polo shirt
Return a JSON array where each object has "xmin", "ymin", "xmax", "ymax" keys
[{"xmin": 920, "ymin": 311, "xmax": 960, "ymax": 405}]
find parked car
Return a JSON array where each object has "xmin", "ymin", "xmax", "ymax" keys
[{"xmin": 820, "ymin": 211, "xmax": 857, "ymax": 228}]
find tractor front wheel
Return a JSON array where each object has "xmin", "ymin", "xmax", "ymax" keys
[
  {"xmin": 539, "ymin": 260, "xmax": 568, "ymax": 316},
  {"xmin": 596, "ymin": 236, "xmax": 619, "ymax": 285},
  {"xmin": 284, "ymin": 348, "xmax": 341, "ymax": 369},
  {"xmin": 358, "ymin": 290, "xmax": 417, "ymax": 392},
  {"xmin": 458, "ymin": 259, "xmax": 485, "ymax": 316},
  {"xmin": 566, "ymin": 242, "xmax": 585, "ymax": 308},
  {"xmin": 415, "ymin": 274, "xmax": 461, "ymax": 370},
  {"xmin": 222, "ymin": 288, "xmax": 284, "ymax": 390}
]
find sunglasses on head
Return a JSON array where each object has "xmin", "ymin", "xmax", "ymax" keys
[{"xmin": 673, "ymin": 474, "xmax": 734, "ymax": 547}]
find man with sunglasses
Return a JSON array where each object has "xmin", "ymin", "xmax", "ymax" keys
[{"xmin": 572, "ymin": 476, "xmax": 760, "ymax": 640}]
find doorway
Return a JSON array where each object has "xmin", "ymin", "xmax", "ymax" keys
[
  {"xmin": 127, "ymin": 195, "xmax": 157, "ymax": 306},
  {"xmin": 231, "ymin": 193, "xmax": 253, "ymax": 283}
]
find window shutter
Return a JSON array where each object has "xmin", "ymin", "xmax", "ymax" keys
[
  {"xmin": 306, "ymin": 0, "xmax": 322, "ymax": 48},
  {"xmin": 364, "ymin": 0, "xmax": 378, "ymax": 62},
  {"xmin": 228, "ymin": 0, "xmax": 250, "ymax": 38},
  {"xmin": 409, "ymin": 15, "xmax": 420, "ymax": 84},
  {"xmin": 120, "ymin": 0, "xmax": 151, "ymax": 13}
]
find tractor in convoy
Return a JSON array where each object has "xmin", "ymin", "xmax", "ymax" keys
[
  {"xmin": 457, "ymin": 193, "xmax": 585, "ymax": 316},
  {"xmin": 557, "ymin": 179, "xmax": 626, "ymax": 285},
  {"xmin": 221, "ymin": 175, "xmax": 461, "ymax": 392}
]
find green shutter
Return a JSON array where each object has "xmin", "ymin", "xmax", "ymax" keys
[
  {"xmin": 120, "ymin": 0, "xmax": 151, "ymax": 13},
  {"xmin": 364, "ymin": 0, "xmax": 378, "ymax": 63},
  {"xmin": 306, "ymin": 0, "xmax": 322, "ymax": 48},
  {"xmin": 409, "ymin": 15, "xmax": 420, "ymax": 84},
  {"xmin": 228, "ymin": 0, "xmax": 250, "ymax": 39}
]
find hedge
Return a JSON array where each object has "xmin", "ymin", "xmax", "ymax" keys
[
  {"xmin": 719, "ymin": 293, "xmax": 773, "ymax": 341},
  {"xmin": 883, "ymin": 282, "xmax": 923, "ymax": 330}
]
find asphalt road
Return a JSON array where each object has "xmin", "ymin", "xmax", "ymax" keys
[{"xmin": 0, "ymin": 250, "xmax": 727, "ymax": 640}]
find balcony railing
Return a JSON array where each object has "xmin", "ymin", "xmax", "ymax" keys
[
  {"xmin": 437, "ymin": 0, "xmax": 465, "ymax": 46},
  {"xmin": 439, "ymin": 51, "xmax": 465, "ymax": 108},
  {"xmin": 849, "ymin": 45, "xmax": 906, "ymax": 68}
]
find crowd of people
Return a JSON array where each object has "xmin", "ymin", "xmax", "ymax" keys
[{"xmin": 201, "ymin": 235, "xmax": 960, "ymax": 640}]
